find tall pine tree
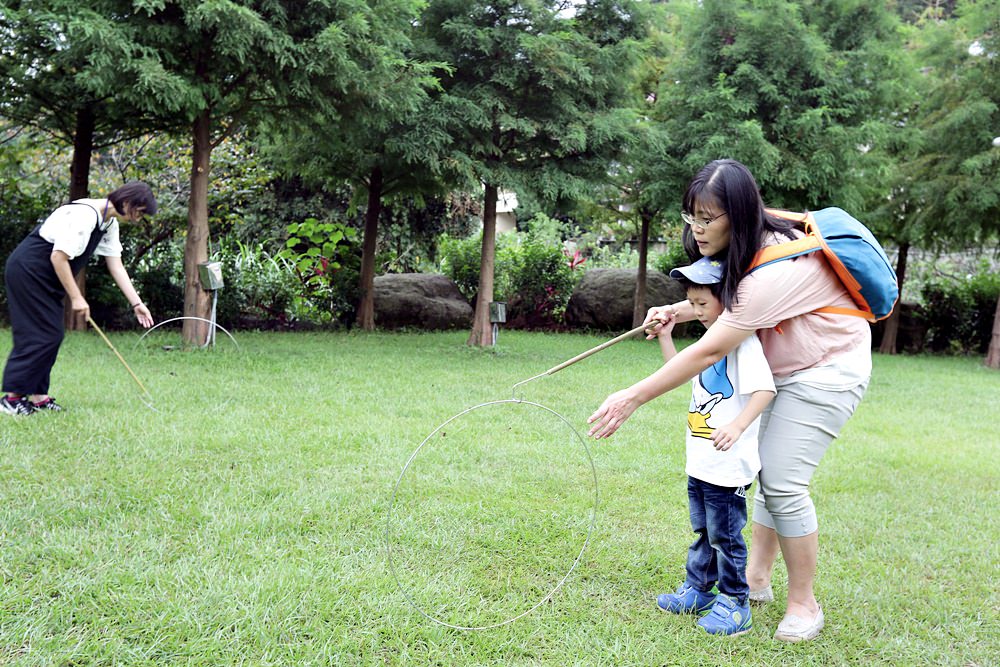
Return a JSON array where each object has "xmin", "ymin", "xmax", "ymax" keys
[
  {"xmin": 653, "ymin": 0, "xmax": 906, "ymax": 211},
  {"xmin": 416, "ymin": 0, "xmax": 646, "ymax": 345},
  {"xmin": 122, "ymin": 0, "xmax": 422, "ymax": 343}
]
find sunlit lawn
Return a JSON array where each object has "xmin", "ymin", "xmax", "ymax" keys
[{"xmin": 1, "ymin": 326, "xmax": 997, "ymax": 665}]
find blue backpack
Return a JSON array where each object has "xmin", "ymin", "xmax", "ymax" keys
[{"xmin": 749, "ymin": 208, "xmax": 899, "ymax": 322}]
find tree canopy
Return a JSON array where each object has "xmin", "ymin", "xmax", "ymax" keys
[
  {"xmin": 1, "ymin": 0, "xmax": 997, "ymax": 359},
  {"xmin": 415, "ymin": 0, "xmax": 647, "ymax": 344}
]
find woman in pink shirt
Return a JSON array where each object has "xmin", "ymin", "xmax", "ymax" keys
[{"xmin": 589, "ymin": 159, "xmax": 872, "ymax": 642}]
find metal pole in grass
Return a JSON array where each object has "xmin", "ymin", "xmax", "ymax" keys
[
  {"xmin": 489, "ymin": 301, "xmax": 507, "ymax": 347},
  {"xmin": 387, "ymin": 323, "xmax": 647, "ymax": 630}
]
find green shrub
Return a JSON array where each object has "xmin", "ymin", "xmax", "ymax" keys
[
  {"xmin": 88, "ymin": 234, "xmax": 359, "ymax": 331},
  {"xmin": 88, "ymin": 243, "xmax": 186, "ymax": 330},
  {"xmin": 504, "ymin": 238, "xmax": 579, "ymax": 329},
  {"xmin": 133, "ymin": 244, "xmax": 185, "ymax": 322},
  {"xmin": 438, "ymin": 230, "xmax": 579, "ymax": 329},
  {"xmin": 438, "ymin": 233, "xmax": 487, "ymax": 300},
  {"xmin": 518, "ymin": 212, "xmax": 566, "ymax": 246},
  {"xmin": 88, "ymin": 240, "xmax": 300, "ymax": 331},
  {"xmin": 278, "ymin": 219, "xmax": 361, "ymax": 326},
  {"xmin": 216, "ymin": 241, "xmax": 299, "ymax": 329},
  {"xmin": 587, "ymin": 244, "xmax": 640, "ymax": 269},
  {"xmin": 0, "ymin": 177, "xmax": 61, "ymax": 324},
  {"xmin": 652, "ymin": 228, "xmax": 691, "ymax": 276},
  {"xmin": 918, "ymin": 261, "xmax": 1000, "ymax": 354}
]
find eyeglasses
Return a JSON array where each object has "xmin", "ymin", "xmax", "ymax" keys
[{"xmin": 681, "ymin": 210, "xmax": 726, "ymax": 230}]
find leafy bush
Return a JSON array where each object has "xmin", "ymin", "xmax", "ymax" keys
[
  {"xmin": 652, "ymin": 228, "xmax": 692, "ymax": 276},
  {"xmin": 132, "ymin": 244, "xmax": 185, "ymax": 321},
  {"xmin": 438, "ymin": 233, "xmax": 488, "ymax": 300},
  {"xmin": 918, "ymin": 261, "xmax": 1000, "ymax": 354},
  {"xmin": 587, "ymin": 244, "xmax": 641, "ymax": 269},
  {"xmin": 278, "ymin": 219, "xmax": 361, "ymax": 326},
  {"xmin": 504, "ymin": 238, "xmax": 579, "ymax": 329},
  {"xmin": 70, "ymin": 242, "xmax": 182, "ymax": 329},
  {"xmin": 437, "ymin": 231, "xmax": 524, "ymax": 304},
  {"xmin": 438, "ymin": 229, "xmax": 580, "ymax": 329},
  {"xmin": 518, "ymin": 212, "xmax": 566, "ymax": 246},
  {"xmin": 580, "ymin": 226, "xmax": 689, "ymax": 276},
  {"xmin": 0, "ymin": 141, "xmax": 64, "ymax": 323},
  {"xmin": 215, "ymin": 241, "xmax": 299, "ymax": 329},
  {"xmin": 88, "ymin": 240, "xmax": 300, "ymax": 331},
  {"xmin": 88, "ymin": 234, "xmax": 358, "ymax": 331}
]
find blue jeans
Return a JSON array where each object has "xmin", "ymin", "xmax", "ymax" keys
[{"xmin": 684, "ymin": 476, "xmax": 749, "ymax": 605}]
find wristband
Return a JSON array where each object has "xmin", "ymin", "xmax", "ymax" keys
[{"xmin": 131, "ymin": 301, "xmax": 144, "ymax": 310}]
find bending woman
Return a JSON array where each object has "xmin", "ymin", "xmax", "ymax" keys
[
  {"xmin": 588, "ymin": 159, "xmax": 872, "ymax": 642},
  {"xmin": 2, "ymin": 181, "xmax": 157, "ymax": 415}
]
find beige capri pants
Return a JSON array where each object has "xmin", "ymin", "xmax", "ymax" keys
[{"xmin": 752, "ymin": 379, "xmax": 868, "ymax": 538}]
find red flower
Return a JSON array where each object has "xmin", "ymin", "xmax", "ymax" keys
[{"xmin": 564, "ymin": 249, "xmax": 586, "ymax": 270}]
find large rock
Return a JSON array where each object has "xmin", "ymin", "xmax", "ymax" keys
[
  {"xmin": 565, "ymin": 268, "xmax": 687, "ymax": 331},
  {"xmin": 374, "ymin": 273, "xmax": 473, "ymax": 330}
]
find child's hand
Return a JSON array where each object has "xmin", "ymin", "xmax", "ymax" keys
[
  {"xmin": 649, "ymin": 317, "xmax": 676, "ymax": 338},
  {"xmin": 643, "ymin": 306, "xmax": 678, "ymax": 338},
  {"xmin": 711, "ymin": 423, "xmax": 744, "ymax": 451}
]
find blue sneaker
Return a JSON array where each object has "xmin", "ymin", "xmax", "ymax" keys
[
  {"xmin": 656, "ymin": 584, "xmax": 716, "ymax": 614},
  {"xmin": 697, "ymin": 593, "xmax": 752, "ymax": 636}
]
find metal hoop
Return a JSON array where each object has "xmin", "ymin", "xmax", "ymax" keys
[
  {"xmin": 133, "ymin": 316, "xmax": 240, "ymax": 351},
  {"xmin": 386, "ymin": 398, "xmax": 599, "ymax": 631}
]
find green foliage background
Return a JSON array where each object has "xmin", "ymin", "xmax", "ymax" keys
[{"xmin": 0, "ymin": 0, "xmax": 998, "ymax": 351}]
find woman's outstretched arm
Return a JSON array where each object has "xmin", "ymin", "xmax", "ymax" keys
[{"xmin": 587, "ymin": 322, "xmax": 754, "ymax": 439}]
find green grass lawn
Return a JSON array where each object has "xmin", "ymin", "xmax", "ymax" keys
[{"xmin": 1, "ymin": 327, "xmax": 997, "ymax": 666}]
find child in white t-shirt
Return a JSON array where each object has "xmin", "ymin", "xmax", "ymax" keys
[{"xmin": 652, "ymin": 256, "xmax": 775, "ymax": 636}]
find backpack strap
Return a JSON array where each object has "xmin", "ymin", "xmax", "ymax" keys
[
  {"xmin": 815, "ymin": 305, "xmax": 872, "ymax": 319},
  {"xmin": 749, "ymin": 235, "xmax": 822, "ymax": 270},
  {"xmin": 749, "ymin": 209, "xmax": 873, "ymax": 325}
]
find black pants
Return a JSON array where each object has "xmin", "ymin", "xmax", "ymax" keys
[{"xmin": 3, "ymin": 224, "xmax": 101, "ymax": 395}]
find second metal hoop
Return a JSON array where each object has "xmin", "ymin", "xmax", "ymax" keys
[
  {"xmin": 133, "ymin": 316, "xmax": 240, "ymax": 351},
  {"xmin": 386, "ymin": 398, "xmax": 599, "ymax": 631}
]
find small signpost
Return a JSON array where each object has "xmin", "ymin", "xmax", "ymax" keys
[
  {"xmin": 198, "ymin": 261, "xmax": 224, "ymax": 348},
  {"xmin": 489, "ymin": 301, "xmax": 507, "ymax": 347}
]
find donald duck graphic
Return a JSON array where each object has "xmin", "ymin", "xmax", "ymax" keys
[{"xmin": 688, "ymin": 356, "xmax": 735, "ymax": 440}]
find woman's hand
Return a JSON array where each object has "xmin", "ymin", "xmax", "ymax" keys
[
  {"xmin": 70, "ymin": 295, "xmax": 90, "ymax": 321},
  {"xmin": 587, "ymin": 387, "xmax": 642, "ymax": 439},
  {"xmin": 134, "ymin": 303, "xmax": 154, "ymax": 329},
  {"xmin": 589, "ymin": 322, "xmax": 753, "ymax": 442}
]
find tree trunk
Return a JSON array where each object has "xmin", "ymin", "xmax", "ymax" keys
[
  {"xmin": 879, "ymin": 241, "xmax": 909, "ymax": 355},
  {"xmin": 182, "ymin": 110, "xmax": 212, "ymax": 346},
  {"xmin": 355, "ymin": 166, "xmax": 383, "ymax": 331},
  {"xmin": 632, "ymin": 211, "xmax": 651, "ymax": 328},
  {"xmin": 467, "ymin": 183, "xmax": 498, "ymax": 347},
  {"xmin": 985, "ymin": 291, "xmax": 1000, "ymax": 369},
  {"xmin": 64, "ymin": 106, "xmax": 95, "ymax": 331}
]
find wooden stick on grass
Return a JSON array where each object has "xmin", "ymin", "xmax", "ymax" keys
[{"xmin": 87, "ymin": 315, "xmax": 153, "ymax": 400}]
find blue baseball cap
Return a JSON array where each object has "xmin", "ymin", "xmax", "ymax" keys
[{"xmin": 669, "ymin": 257, "xmax": 724, "ymax": 285}]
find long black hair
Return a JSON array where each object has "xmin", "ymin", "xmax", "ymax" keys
[{"xmin": 681, "ymin": 159, "xmax": 798, "ymax": 309}]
